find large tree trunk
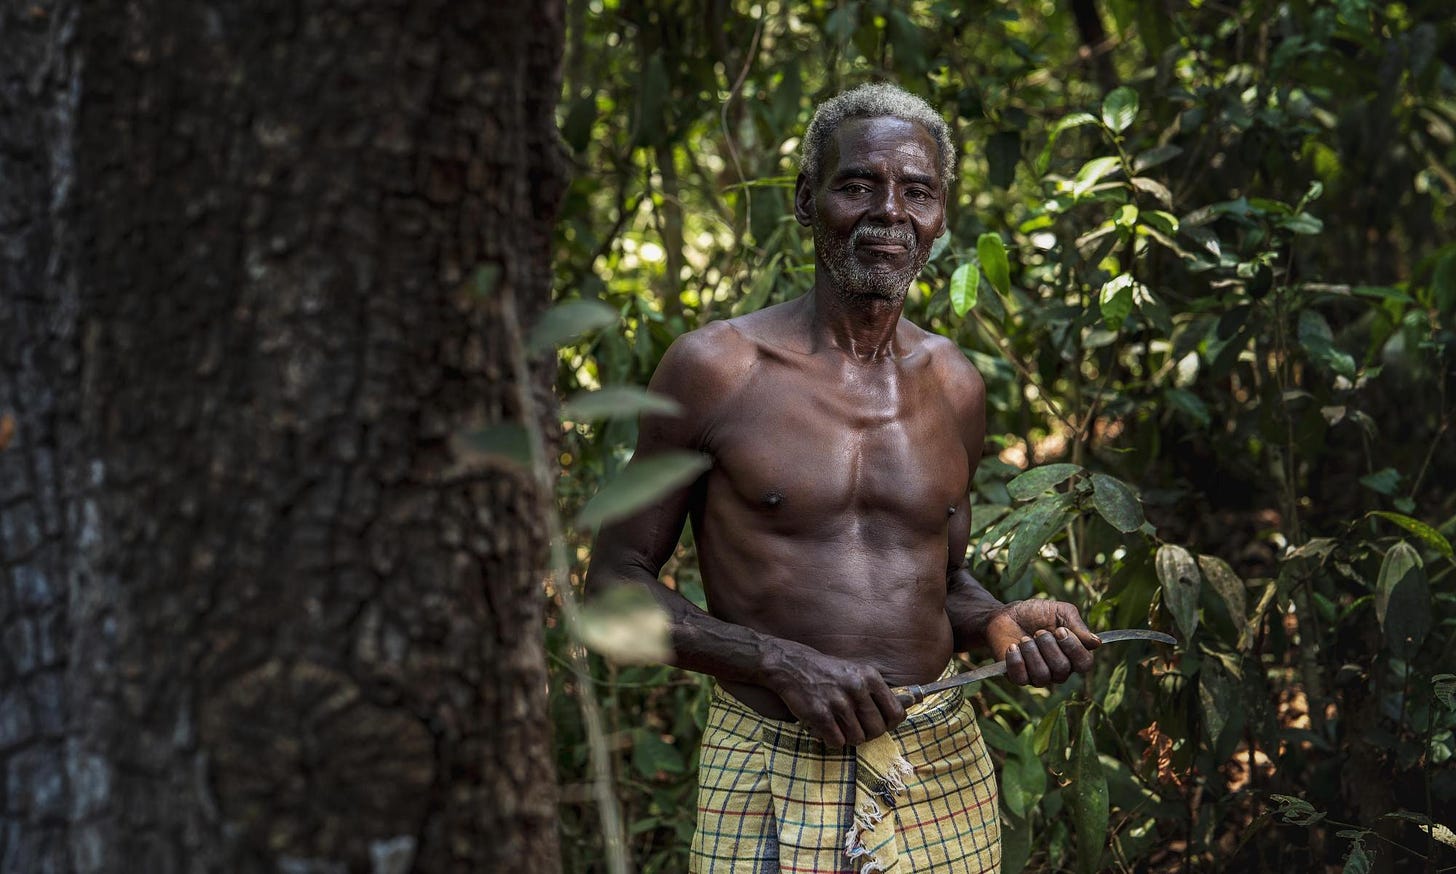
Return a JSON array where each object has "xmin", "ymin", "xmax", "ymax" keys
[{"xmin": 0, "ymin": 1, "xmax": 565, "ymax": 871}]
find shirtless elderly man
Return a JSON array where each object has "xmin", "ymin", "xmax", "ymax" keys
[{"xmin": 587, "ymin": 82, "xmax": 1101, "ymax": 873}]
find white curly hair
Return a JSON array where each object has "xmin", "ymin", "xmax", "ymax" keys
[{"xmin": 799, "ymin": 82, "xmax": 955, "ymax": 191}]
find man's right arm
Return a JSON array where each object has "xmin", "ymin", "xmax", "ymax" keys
[
  {"xmin": 584, "ymin": 326, "xmax": 905, "ymax": 746},
  {"xmin": 584, "ymin": 325, "xmax": 783, "ymax": 680}
]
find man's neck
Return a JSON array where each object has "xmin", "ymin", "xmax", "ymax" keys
[{"xmin": 806, "ymin": 275, "xmax": 908, "ymax": 363}]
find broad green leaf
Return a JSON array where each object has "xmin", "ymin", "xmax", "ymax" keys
[
  {"xmin": 1130, "ymin": 176, "xmax": 1173, "ymax": 208},
  {"xmin": 1007, "ymin": 463, "xmax": 1081, "ymax": 500},
  {"xmin": 630, "ymin": 729, "xmax": 686, "ymax": 776},
  {"xmin": 928, "ymin": 232, "xmax": 951, "ymax": 262},
  {"xmin": 1099, "ymin": 273, "xmax": 1135, "ymax": 329},
  {"xmin": 1376, "ymin": 540, "xmax": 1429, "ymax": 658},
  {"xmin": 1358, "ymin": 468, "xmax": 1401, "ymax": 496},
  {"xmin": 1071, "ymin": 156, "xmax": 1122, "ymax": 196},
  {"xmin": 1090, "ymin": 473, "xmax": 1144, "ymax": 533},
  {"xmin": 1033, "ymin": 701, "xmax": 1068, "ymax": 756},
  {"xmin": 1281, "ymin": 212, "xmax": 1324, "ymax": 235},
  {"xmin": 1435, "ymin": 674, "xmax": 1456, "ymax": 710},
  {"xmin": 1037, "ymin": 111, "xmax": 1098, "ymax": 173},
  {"xmin": 1297, "ymin": 310, "xmax": 1357, "ymax": 379},
  {"xmin": 1141, "ymin": 210, "xmax": 1180, "ymax": 235},
  {"xmin": 576, "ymin": 584, "xmax": 672, "ymax": 664},
  {"xmin": 1270, "ymin": 794, "xmax": 1324, "ymax": 826},
  {"xmin": 1420, "ymin": 822, "xmax": 1456, "ymax": 849},
  {"xmin": 1114, "ymin": 204, "xmax": 1139, "ymax": 228},
  {"xmin": 977, "ymin": 714, "xmax": 1018, "ymax": 752},
  {"xmin": 577, "ymin": 451, "xmax": 712, "ymax": 530},
  {"xmin": 528, "ymin": 299, "xmax": 618, "ymax": 351},
  {"xmin": 1165, "ymin": 388, "xmax": 1210, "ymax": 427},
  {"xmin": 950, "ymin": 261, "xmax": 981, "ymax": 317},
  {"xmin": 1005, "ymin": 493, "xmax": 1074, "ymax": 582},
  {"xmin": 1297, "ymin": 179, "xmax": 1325, "ymax": 210},
  {"xmin": 1070, "ymin": 713, "xmax": 1109, "ymax": 874},
  {"xmin": 1181, "ymin": 225, "xmax": 1222, "ymax": 257},
  {"xmin": 1156, "ymin": 544, "xmax": 1201, "ymax": 640},
  {"xmin": 1198, "ymin": 554, "xmax": 1247, "ymax": 627},
  {"xmin": 561, "ymin": 386, "xmax": 683, "ymax": 422},
  {"xmin": 1199, "ymin": 657, "xmax": 1236, "ymax": 747},
  {"xmin": 1101, "ymin": 86, "xmax": 1139, "ymax": 133},
  {"xmin": 1001, "ymin": 809, "xmax": 1033, "ymax": 874},
  {"xmin": 1368, "ymin": 510, "xmax": 1454, "ymax": 559},
  {"xmin": 1132, "ymin": 144, "xmax": 1183, "ymax": 174},
  {"xmin": 1134, "ymin": 285, "xmax": 1173, "ymax": 334},
  {"xmin": 1103, "ymin": 659, "xmax": 1128, "ymax": 712},
  {"xmin": 978, "ymin": 233, "xmax": 1011, "ymax": 296},
  {"xmin": 1340, "ymin": 833, "xmax": 1372, "ymax": 874},
  {"xmin": 1001, "ymin": 728, "xmax": 1044, "ymax": 818},
  {"xmin": 734, "ymin": 252, "xmax": 782, "ymax": 316},
  {"xmin": 977, "ymin": 501, "xmax": 1037, "ymax": 567}
]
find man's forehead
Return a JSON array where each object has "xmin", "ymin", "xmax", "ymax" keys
[{"xmin": 825, "ymin": 116, "xmax": 938, "ymax": 174}]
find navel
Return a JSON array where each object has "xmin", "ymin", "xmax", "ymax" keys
[
  {"xmin": 762, "ymin": 490, "xmax": 785, "ymax": 508},
  {"xmin": 948, "ymin": 505, "xmax": 957, "ymax": 516}
]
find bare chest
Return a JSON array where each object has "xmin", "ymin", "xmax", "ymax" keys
[{"xmin": 705, "ymin": 357, "xmax": 970, "ymax": 533}]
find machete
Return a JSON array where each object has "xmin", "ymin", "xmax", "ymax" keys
[{"xmin": 893, "ymin": 628, "xmax": 1177, "ymax": 707}]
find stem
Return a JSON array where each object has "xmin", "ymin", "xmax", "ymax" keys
[
  {"xmin": 972, "ymin": 308, "xmax": 1082, "ymax": 436},
  {"xmin": 500, "ymin": 287, "xmax": 631, "ymax": 874},
  {"xmin": 1410, "ymin": 354, "xmax": 1449, "ymax": 497},
  {"xmin": 1269, "ymin": 265, "xmax": 1326, "ymax": 710}
]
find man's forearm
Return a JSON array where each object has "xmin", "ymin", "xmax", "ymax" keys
[
  {"xmin": 945, "ymin": 566, "xmax": 1009, "ymax": 654},
  {"xmin": 597, "ymin": 566, "xmax": 800, "ymax": 688}
]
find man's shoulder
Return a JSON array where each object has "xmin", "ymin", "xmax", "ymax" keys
[
  {"xmin": 905, "ymin": 322, "xmax": 984, "ymax": 381},
  {"xmin": 661, "ymin": 318, "xmax": 756, "ymax": 373},
  {"xmin": 650, "ymin": 318, "xmax": 760, "ymax": 412}
]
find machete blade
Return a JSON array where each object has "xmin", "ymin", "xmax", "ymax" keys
[{"xmin": 893, "ymin": 628, "xmax": 1177, "ymax": 707}]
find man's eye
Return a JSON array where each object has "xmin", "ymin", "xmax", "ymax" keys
[
  {"xmin": 907, "ymin": 189, "xmax": 932, "ymax": 201},
  {"xmin": 842, "ymin": 184, "xmax": 869, "ymax": 194}
]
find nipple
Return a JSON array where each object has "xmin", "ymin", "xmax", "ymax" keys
[{"xmin": 762, "ymin": 490, "xmax": 785, "ymax": 508}]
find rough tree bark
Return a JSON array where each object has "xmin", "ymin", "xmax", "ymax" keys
[{"xmin": 0, "ymin": 1, "xmax": 565, "ymax": 871}]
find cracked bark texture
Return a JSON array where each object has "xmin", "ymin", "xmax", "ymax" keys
[{"xmin": 1, "ymin": 0, "xmax": 565, "ymax": 871}]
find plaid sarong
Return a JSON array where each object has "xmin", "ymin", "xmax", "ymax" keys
[{"xmin": 690, "ymin": 670, "xmax": 1000, "ymax": 873}]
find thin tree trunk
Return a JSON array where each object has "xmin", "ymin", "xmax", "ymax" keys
[{"xmin": 0, "ymin": 1, "xmax": 565, "ymax": 871}]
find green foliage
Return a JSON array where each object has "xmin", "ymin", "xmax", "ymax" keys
[{"xmin": 547, "ymin": 0, "xmax": 1456, "ymax": 870}]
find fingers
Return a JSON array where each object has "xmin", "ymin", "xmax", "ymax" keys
[
  {"xmin": 793, "ymin": 669, "xmax": 902, "ymax": 748},
  {"xmin": 1056, "ymin": 605, "xmax": 1102, "ymax": 650},
  {"xmin": 869, "ymin": 679, "xmax": 908, "ymax": 730},
  {"xmin": 1005, "ymin": 642, "xmax": 1028, "ymax": 685},
  {"xmin": 1056, "ymin": 625, "xmax": 1095, "ymax": 674},
  {"xmin": 1008, "ymin": 629, "xmax": 1081, "ymax": 687}
]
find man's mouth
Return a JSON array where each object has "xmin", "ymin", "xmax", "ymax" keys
[{"xmin": 852, "ymin": 228, "xmax": 915, "ymax": 254}]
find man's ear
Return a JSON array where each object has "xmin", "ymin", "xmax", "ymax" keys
[{"xmin": 793, "ymin": 172, "xmax": 814, "ymax": 227}]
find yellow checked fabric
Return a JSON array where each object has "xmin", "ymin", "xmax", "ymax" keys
[{"xmin": 690, "ymin": 674, "xmax": 1000, "ymax": 873}]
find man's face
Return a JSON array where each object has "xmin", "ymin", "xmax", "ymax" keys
[{"xmin": 795, "ymin": 115, "xmax": 946, "ymax": 303}]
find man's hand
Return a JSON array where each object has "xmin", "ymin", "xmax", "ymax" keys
[
  {"xmin": 763, "ymin": 641, "xmax": 907, "ymax": 747},
  {"xmin": 985, "ymin": 599, "xmax": 1101, "ymax": 687}
]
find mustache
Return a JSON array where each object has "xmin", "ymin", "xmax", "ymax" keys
[{"xmin": 850, "ymin": 225, "xmax": 916, "ymax": 247}]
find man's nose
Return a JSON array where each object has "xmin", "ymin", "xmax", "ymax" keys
[{"xmin": 869, "ymin": 186, "xmax": 907, "ymax": 222}]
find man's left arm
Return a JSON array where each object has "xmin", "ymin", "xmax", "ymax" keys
[
  {"xmin": 945, "ymin": 505, "xmax": 1099, "ymax": 686},
  {"xmin": 940, "ymin": 345, "xmax": 1100, "ymax": 686}
]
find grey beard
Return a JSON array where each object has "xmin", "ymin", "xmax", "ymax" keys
[{"xmin": 814, "ymin": 223, "xmax": 932, "ymax": 302}]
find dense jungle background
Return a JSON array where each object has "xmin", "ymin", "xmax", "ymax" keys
[{"xmin": 546, "ymin": 1, "xmax": 1456, "ymax": 872}]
